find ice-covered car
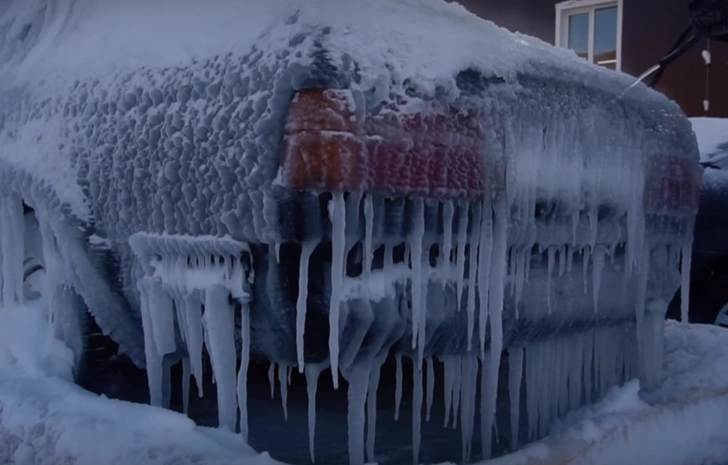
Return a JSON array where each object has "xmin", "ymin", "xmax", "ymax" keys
[{"xmin": 0, "ymin": 0, "xmax": 702, "ymax": 464}]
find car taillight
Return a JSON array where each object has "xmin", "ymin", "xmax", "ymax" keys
[{"xmin": 281, "ymin": 89, "xmax": 487, "ymax": 199}]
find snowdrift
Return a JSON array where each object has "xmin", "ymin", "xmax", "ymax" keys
[{"xmin": 0, "ymin": 1, "xmax": 703, "ymax": 464}]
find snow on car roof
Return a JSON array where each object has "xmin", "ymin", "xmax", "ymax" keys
[{"xmin": 0, "ymin": 0, "xmax": 664, "ymax": 105}]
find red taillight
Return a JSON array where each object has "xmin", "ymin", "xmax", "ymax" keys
[
  {"xmin": 645, "ymin": 155, "xmax": 703, "ymax": 215},
  {"xmin": 281, "ymin": 89, "xmax": 487, "ymax": 199}
]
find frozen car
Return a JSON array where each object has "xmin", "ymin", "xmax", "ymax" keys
[{"xmin": 0, "ymin": 0, "xmax": 702, "ymax": 464}]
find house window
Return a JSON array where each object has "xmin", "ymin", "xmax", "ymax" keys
[{"xmin": 555, "ymin": 0, "xmax": 623, "ymax": 71}]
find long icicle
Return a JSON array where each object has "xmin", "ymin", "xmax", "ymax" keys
[
  {"xmin": 478, "ymin": 200, "xmax": 493, "ymax": 356},
  {"xmin": 296, "ymin": 242, "xmax": 316, "ymax": 373},
  {"xmin": 237, "ymin": 299, "xmax": 251, "ymax": 442},
  {"xmin": 329, "ymin": 193, "xmax": 346, "ymax": 389},
  {"xmin": 306, "ymin": 363, "xmax": 325, "ymax": 464},
  {"xmin": 482, "ymin": 199, "xmax": 508, "ymax": 459},
  {"xmin": 508, "ymin": 347, "xmax": 524, "ymax": 450},
  {"xmin": 394, "ymin": 354, "xmax": 403, "ymax": 421}
]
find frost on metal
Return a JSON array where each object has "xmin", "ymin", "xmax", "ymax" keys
[{"xmin": 0, "ymin": 0, "xmax": 704, "ymax": 464}]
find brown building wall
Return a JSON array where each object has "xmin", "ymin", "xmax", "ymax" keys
[
  {"xmin": 456, "ymin": 0, "xmax": 728, "ymax": 118},
  {"xmin": 621, "ymin": 0, "xmax": 728, "ymax": 117}
]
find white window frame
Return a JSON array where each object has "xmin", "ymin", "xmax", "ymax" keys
[{"xmin": 555, "ymin": 0, "xmax": 623, "ymax": 71}]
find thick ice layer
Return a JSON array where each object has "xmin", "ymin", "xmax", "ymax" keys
[
  {"xmin": 0, "ymin": 0, "xmax": 701, "ymax": 372},
  {"xmin": 0, "ymin": 1, "xmax": 704, "ymax": 465},
  {"xmin": 0, "ymin": 0, "xmax": 699, "ymax": 242},
  {"xmin": 130, "ymin": 233, "xmax": 254, "ymax": 435}
]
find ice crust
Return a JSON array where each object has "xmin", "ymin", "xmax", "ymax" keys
[{"xmin": 0, "ymin": 1, "xmax": 705, "ymax": 464}]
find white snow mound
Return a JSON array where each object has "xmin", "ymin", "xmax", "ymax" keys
[{"xmin": 0, "ymin": 301, "xmax": 282, "ymax": 465}]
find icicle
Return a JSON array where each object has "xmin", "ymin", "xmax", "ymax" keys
[
  {"xmin": 138, "ymin": 279, "xmax": 163, "ymax": 407},
  {"xmin": 514, "ymin": 249, "xmax": 527, "ymax": 309},
  {"xmin": 182, "ymin": 358, "xmax": 191, "ymax": 415},
  {"xmin": 364, "ymin": 195, "xmax": 374, "ymax": 276},
  {"xmin": 460, "ymin": 354, "xmax": 478, "ymax": 462},
  {"xmin": 346, "ymin": 364, "xmax": 370, "ymax": 465},
  {"xmin": 443, "ymin": 357, "xmax": 453, "ymax": 427},
  {"xmin": 394, "ymin": 354, "xmax": 403, "ymax": 421},
  {"xmin": 0, "ymin": 197, "xmax": 9, "ymax": 305},
  {"xmin": 466, "ymin": 204, "xmax": 482, "ymax": 351},
  {"xmin": 203, "ymin": 285, "xmax": 238, "ymax": 432},
  {"xmin": 508, "ymin": 347, "xmax": 524, "ymax": 449},
  {"xmin": 425, "ymin": 357, "xmax": 435, "ymax": 421},
  {"xmin": 412, "ymin": 358, "xmax": 424, "ymax": 465},
  {"xmin": 237, "ymin": 301, "xmax": 251, "ymax": 441},
  {"xmin": 174, "ymin": 296, "xmax": 188, "ymax": 345},
  {"xmin": 305, "ymin": 363, "xmax": 324, "ymax": 464},
  {"xmin": 566, "ymin": 245, "xmax": 574, "ymax": 273},
  {"xmin": 524, "ymin": 344, "xmax": 538, "ymax": 440},
  {"xmin": 410, "ymin": 198, "xmax": 425, "ymax": 353},
  {"xmin": 451, "ymin": 356, "xmax": 462, "ymax": 429},
  {"xmin": 278, "ymin": 363, "xmax": 289, "ymax": 421},
  {"xmin": 558, "ymin": 245, "xmax": 567, "ymax": 277},
  {"xmin": 329, "ymin": 193, "xmax": 346, "ymax": 388},
  {"xmin": 38, "ymin": 220, "xmax": 59, "ymax": 322},
  {"xmin": 296, "ymin": 241, "xmax": 315, "ymax": 372},
  {"xmin": 508, "ymin": 249, "xmax": 517, "ymax": 298},
  {"xmin": 268, "ymin": 361, "xmax": 276, "ymax": 399},
  {"xmin": 148, "ymin": 280, "xmax": 177, "ymax": 357},
  {"xmin": 478, "ymin": 204, "xmax": 493, "ymax": 355},
  {"xmin": 184, "ymin": 293, "xmax": 204, "ymax": 396},
  {"xmin": 681, "ymin": 243, "xmax": 693, "ymax": 323},
  {"xmin": 582, "ymin": 247, "xmax": 590, "ymax": 294},
  {"xmin": 570, "ymin": 210, "xmax": 579, "ymax": 245},
  {"xmin": 455, "ymin": 202, "xmax": 470, "ymax": 311},
  {"xmin": 592, "ymin": 246, "xmax": 605, "ymax": 313},
  {"xmin": 0, "ymin": 196, "xmax": 24, "ymax": 306},
  {"xmin": 7, "ymin": 197, "xmax": 23, "ymax": 305},
  {"xmin": 482, "ymin": 199, "xmax": 508, "ymax": 459},
  {"xmin": 366, "ymin": 360, "xmax": 384, "ymax": 462},
  {"xmin": 546, "ymin": 246, "xmax": 555, "ymax": 314},
  {"xmin": 635, "ymin": 247, "xmax": 650, "ymax": 387},
  {"xmin": 442, "ymin": 201, "xmax": 455, "ymax": 265},
  {"xmin": 275, "ymin": 242, "xmax": 281, "ymax": 264}
]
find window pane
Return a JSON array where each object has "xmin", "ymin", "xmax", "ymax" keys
[
  {"xmin": 594, "ymin": 6, "xmax": 617, "ymax": 68},
  {"xmin": 567, "ymin": 12, "xmax": 589, "ymax": 59}
]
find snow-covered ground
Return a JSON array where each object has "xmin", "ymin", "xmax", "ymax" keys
[
  {"xmin": 2, "ymin": 300, "xmax": 728, "ymax": 465},
  {"xmin": 0, "ymin": 302, "xmax": 281, "ymax": 465}
]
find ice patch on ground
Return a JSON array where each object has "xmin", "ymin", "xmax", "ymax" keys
[{"xmin": 0, "ymin": 301, "xmax": 281, "ymax": 465}]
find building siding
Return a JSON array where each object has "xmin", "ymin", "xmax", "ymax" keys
[{"xmin": 456, "ymin": 0, "xmax": 728, "ymax": 117}]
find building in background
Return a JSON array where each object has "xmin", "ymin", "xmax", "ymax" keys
[{"xmin": 456, "ymin": 0, "xmax": 728, "ymax": 117}]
